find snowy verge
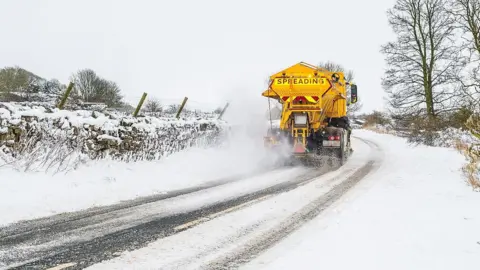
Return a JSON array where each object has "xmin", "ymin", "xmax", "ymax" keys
[
  {"xmin": 242, "ymin": 129, "xmax": 480, "ymax": 270},
  {"xmin": 361, "ymin": 124, "xmax": 479, "ymax": 148},
  {"xmin": 359, "ymin": 124, "xmax": 480, "ymax": 190}
]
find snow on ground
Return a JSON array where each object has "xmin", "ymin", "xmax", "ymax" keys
[
  {"xmin": 87, "ymin": 136, "xmax": 377, "ymax": 270},
  {"xmin": 1, "ymin": 167, "xmax": 314, "ymax": 265},
  {"xmin": 242, "ymin": 129, "xmax": 480, "ymax": 270},
  {"xmin": 363, "ymin": 123, "xmax": 480, "ymax": 148},
  {"xmin": 0, "ymin": 100, "xmax": 280, "ymax": 227},
  {"xmin": 86, "ymin": 129, "xmax": 480, "ymax": 270},
  {"xmin": 0, "ymin": 124, "xmax": 278, "ymax": 226},
  {"xmin": 0, "ymin": 94, "xmax": 276, "ymax": 227}
]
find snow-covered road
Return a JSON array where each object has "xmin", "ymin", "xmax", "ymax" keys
[
  {"xmin": 241, "ymin": 130, "xmax": 480, "ymax": 270},
  {"xmin": 85, "ymin": 130, "xmax": 479, "ymax": 270},
  {"xmin": 1, "ymin": 135, "xmax": 380, "ymax": 269},
  {"xmin": 83, "ymin": 135, "xmax": 381, "ymax": 270},
  {"xmin": 2, "ymin": 166, "xmax": 306, "ymax": 268},
  {"xmin": 3, "ymin": 129, "xmax": 478, "ymax": 270}
]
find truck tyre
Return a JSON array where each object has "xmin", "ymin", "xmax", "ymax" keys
[{"xmin": 338, "ymin": 131, "xmax": 347, "ymax": 165}]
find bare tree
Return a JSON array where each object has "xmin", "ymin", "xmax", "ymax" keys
[
  {"xmin": 70, "ymin": 69, "xmax": 123, "ymax": 106},
  {"xmin": 380, "ymin": 0, "xmax": 466, "ymax": 119},
  {"xmin": 213, "ymin": 107, "xmax": 223, "ymax": 114},
  {"xmin": 0, "ymin": 67, "xmax": 27, "ymax": 94},
  {"xmin": 40, "ymin": 79, "xmax": 65, "ymax": 96},
  {"xmin": 318, "ymin": 61, "xmax": 355, "ymax": 82},
  {"xmin": 0, "ymin": 66, "xmax": 47, "ymax": 101},
  {"xmin": 450, "ymin": 0, "xmax": 480, "ymax": 58},
  {"xmin": 317, "ymin": 61, "xmax": 363, "ymax": 116},
  {"xmin": 449, "ymin": 0, "xmax": 480, "ymax": 108},
  {"xmin": 145, "ymin": 98, "xmax": 162, "ymax": 113},
  {"xmin": 96, "ymin": 79, "xmax": 123, "ymax": 107},
  {"xmin": 165, "ymin": 104, "xmax": 180, "ymax": 114},
  {"xmin": 0, "ymin": 67, "xmax": 40, "ymax": 92},
  {"xmin": 70, "ymin": 69, "xmax": 98, "ymax": 102}
]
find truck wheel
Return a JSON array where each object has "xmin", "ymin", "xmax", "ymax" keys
[{"xmin": 338, "ymin": 132, "xmax": 347, "ymax": 165}]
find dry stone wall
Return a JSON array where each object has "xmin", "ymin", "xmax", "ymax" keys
[{"xmin": 0, "ymin": 102, "xmax": 227, "ymax": 166}]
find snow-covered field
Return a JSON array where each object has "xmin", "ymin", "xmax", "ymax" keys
[{"xmin": 87, "ymin": 129, "xmax": 480, "ymax": 270}]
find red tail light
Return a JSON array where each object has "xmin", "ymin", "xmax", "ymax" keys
[
  {"xmin": 334, "ymin": 135, "xmax": 340, "ymax": 140},
  {"xmin": 328, "ymin": 136, "xmax": 334, "ymax": 140}
]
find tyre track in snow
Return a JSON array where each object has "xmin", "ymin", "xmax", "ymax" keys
[
  {"xmin": 204, "ymin": 136, "xmax": 382, "ymax": 269},
  {"xmin": 82, "ymin": 136, "xmax": 381, "ymax": 270},
  {"xmin": 207, "ymin": 161, "xmax": 378, "ymax": 269},
  {"xmin": 0, "ymin": 168, "xmax": 270, "ymax": 244},
  {"xmin": 1, "ymin": 163, "xmax": 339, "ymax": 269}
]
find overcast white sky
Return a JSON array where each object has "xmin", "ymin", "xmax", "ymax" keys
[{"xmin": 0, "ymin": 0, "xmax": 396, "ymax": 114}]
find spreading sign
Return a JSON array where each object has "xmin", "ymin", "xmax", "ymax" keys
[{"xmin": 273, "ymin": 77, "xmax": 327, "ymax": 85}]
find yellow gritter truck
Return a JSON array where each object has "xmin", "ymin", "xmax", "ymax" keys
[{"xmin": 262, "ymin": 61, "xmax": 358, "ymax": 165}]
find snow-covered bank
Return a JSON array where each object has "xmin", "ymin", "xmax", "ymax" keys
[
  {"xmin": 360, "ymin": 123, "xmax": 480, "ymax": 190},
  {"xmin": 243, "ymin": 129, "xmax": 480, "ymax": 270},
  {"xmin": 362, "ymin": 124, "xmax": 479, "ymax": 148}
]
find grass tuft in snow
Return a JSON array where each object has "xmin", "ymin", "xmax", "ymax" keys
[{"xmin": 455, "ymin": 114, "xmax": 480, "ymax": 191}]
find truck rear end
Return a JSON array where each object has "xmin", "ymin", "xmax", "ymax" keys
[{"xmin": 262, "ymin": 62, "xmax": 358, "ymax": 166}]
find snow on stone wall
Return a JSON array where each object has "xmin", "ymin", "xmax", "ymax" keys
[{"xmin": 0, "ymin": 102, "xmax": 228, "ymax": 172}]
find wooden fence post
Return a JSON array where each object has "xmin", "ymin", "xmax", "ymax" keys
[
  {"xmin": 57, "ymin": 82, "xmax": 74, "ymax": 109},
  {"xmin": 133, "ymin": 92, "xmax": 147, "ymax": 117},
  {"xmin": 218, "ymin": 102, "xmax": 229, "ymax": 120},
  {"xmin": 176, "ymin": 97, "xmax": 188, "ymax": 119}
]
